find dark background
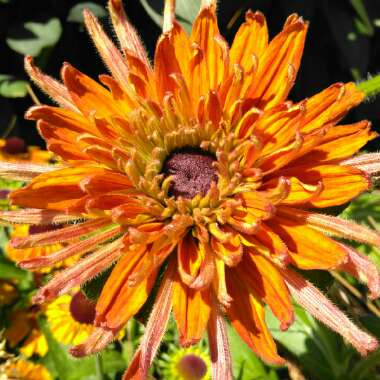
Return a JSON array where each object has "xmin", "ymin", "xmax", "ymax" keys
[{"xmin": 0, "ymin": 0, "xmax": 379, "ymax": 150}]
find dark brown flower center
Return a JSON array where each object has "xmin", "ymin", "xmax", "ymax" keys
[
  {"xmin": 162, "ymin": 147, "xmax": 217, "ymax": 199},
  {"xmin": 69, "ymin": 291, "xmax": 96, "ymax": 324},
  {"xmin": 2, "ymin": 137, "xmax": 27, "ymax": 154},
  {"xmin": 177, "ymin": 354, "xmax": 207, "ymax": 380}
]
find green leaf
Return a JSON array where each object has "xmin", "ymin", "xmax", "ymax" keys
[
  {"xmin": 0, "ymin": 74, "xmax": 28, "ymax": 98},
  {"xmin": 267, "ymin": 306, "xmax": 354, "ymax": 380},
  {"xmin": 0, "ymin": 253, "xmax": 33, "ymax": 289},
  {"xmin": 350, "ymin": 0, "xmax": 374, "ymax": 36},
  {"xmin": 227, "ymin": 322, "xmax": 279, "ymax": 380},
  {"xmin": 67, "ymin": 2, "xmax": 107, "ymax": 23},
  {"xmin": 140, "ymin": 0, "xmax": 201, "ymax": 33},
  {"xmin": 6, "ymin": 18, "xmax": 62, "ymax": 57}
]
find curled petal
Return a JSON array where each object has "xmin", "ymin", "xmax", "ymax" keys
[
  {"xmin": 282, "ymin": 268, "xmax": 378, "ymax": 355},
  {"xmin": 70, "ymin": 327, "xmax": 117, "ymax": 357},
  {"xmin": 339, "ymin": 244, "xmax": 380, "ymax": 300}
]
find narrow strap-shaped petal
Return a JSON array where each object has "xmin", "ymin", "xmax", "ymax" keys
[
  {"xmin": 0, "ymin": 209, "xmax": 80, "ymax": 225},
  {"xmin": 19, "ymin": 225, "xmax": 121, "ymax": 269},
  {"xmin": 281, "ymin": 268, "xmax": 378, "ymax": 355},
  {"xmin": 277, "ymin": 206, "xmax": 380, "ymax": 248},
  {"xmin": 83, "ymin": 9, "xmax": 133, "ymax": 93},
  {"xmin": 342, "ymin": 153, "xmax": 380, "ymax": 175},
  {"xmin": 207, "ymin": 296, "xmax": 233, "ymax": 380},
  {"xmin": 267, "ymin": 215, "xmax": 347, "ymax": 270},
  {"xmin": 139, "ymin": 259, "xmax": 176, "ymax": 378},
  {"xmin": 108, "ymin": 0, "xmax": 151, "ymax": 68},
  {"xmin": 33, "ymin": 238, "xmax": 123, "ymax": 304},
  {"xmin": 339, "ymin": 244, "xmax": 380, "ymax": 300},
  {"xmin": 0, "ymin": 161, "xmax": 59, "ymax": 181},
  {"xmin": 11, "ymin": 218, "xmax": 110, "ymax": 248},
  {"xmin": 25, "ymin": 56, "xmax": 78, "ymax": 112}
]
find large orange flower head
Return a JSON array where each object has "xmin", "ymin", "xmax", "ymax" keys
[{"xmin": 2, "ymin": 0, "xmax": 380, "ymax": 378}]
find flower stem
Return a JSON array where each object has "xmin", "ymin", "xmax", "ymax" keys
[
  {"xmin": 95, "ymin": 354, "xmax": 104, "ymax": 380},
  {"xmin": 357, "ymin": 74, "xmax": 380, "ymax": 98}
]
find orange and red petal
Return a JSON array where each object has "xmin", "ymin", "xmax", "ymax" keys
[
  {"xmin": 226, "ymin": 269, "xmax": 285, "ymax": 365},
  {"xmin": 267, "ymin": 215, "xmax": 347, "ymax": 270}
]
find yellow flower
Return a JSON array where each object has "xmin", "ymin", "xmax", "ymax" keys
[
  {"xmin": 158, "ymin": 344, "xmax": 211, "ymax": 380},
  {"xmin": 46, "ymin": 290, "xmax": 96, "ymax": 345},
  {"xmin": 5, "ymin": 309, "xmax": 48, "ymax": 358},
  {"xmin": 0, "ymin": 138, "xmax": 53, "ymax": 164},
  {"xmin": 4, "ymin": 359, "xmax": 51, "ymax": 380},
  {"xmin": 1, "ymin": 0, "xmax": 380, "ymax": 378},
  {"xmin": 0, "ymin": 281, "xmax": 17, "ymax": 306},
  {"xmin": 5, "ymin": 225, "xmax": 77, "ymax": 274}
]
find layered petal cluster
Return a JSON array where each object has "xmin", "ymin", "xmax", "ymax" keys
[{"xmin": 1, "ymin": 0, "xmax": 380, "ymax": 378}]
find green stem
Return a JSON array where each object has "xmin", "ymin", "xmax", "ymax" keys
[
  {"xmin": 357, "ymin": 74, "xmax": 380, "ymax": 98},
  {"xmin": 95, "ymin": 354, "xmax": 105, "ymax": 380}
]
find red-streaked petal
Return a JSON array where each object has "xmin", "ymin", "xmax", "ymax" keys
[
  {"xmin": 226, "ymin": 269, "xmax": 285, "ymax": 365},
  {"xmin": 267, "ymin": 215, "xmax": 347, "ymax": 270},
  {"xmin": 277, "ymin": 164, "xmax": 370, "ymax": 208},
  {"xmin": 172, "ymin": 269, "xmax": 212, "ymax": 347},
  {"xmin": 343, "ymin": 153, "xmax": 380, "ymax": 175},
  {"xmin": 245, "ymin": 15, "xmax": 308, "ymax": 109},
  {"xmin": 230, "ymin": 10, "xmax": 268, "ymax": 72},
  {"xmin": 239, "ymin": 253, "xmax": 294, "ymax": 330},
  {"xmin": 281, "ymin": 268, "xmax": 378, "ymax": 355},
  {"xmin": 0, "ymin": 209, "xmax": 80, "ymax": 225}
]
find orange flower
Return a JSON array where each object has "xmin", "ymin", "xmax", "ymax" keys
[{"xmin": 1, "ymin": 0, "xmax": 380, "ymax": 378}]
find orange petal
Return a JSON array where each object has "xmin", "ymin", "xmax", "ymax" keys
[
  {"xmin": 97, "ymin": 254, "xmax": 158, "ymax": 330},
  {"xmin": 230, "ymin": 10, "xmax": 268, "ymax": 73},
  {"xmin": 9, "ymin": 167, "xmax": 105, "ymax": 210},
  {"xmin": 245, "ymin": 15, "xmax": 308, "ymax": 109},
  {"xmin": 277, "ymin": 206, "xmax": 380, "ymax": 248},
  {"xmin": 267, "ymin": 215, "xmax": 347, "ymax": 270},
  {"xmin": 191, "ymin": 5, "xmax": 228, "ymax": 93},
  {"xmin": 239, "ymin": 253, "xmax": 294, "ymax": 330},
  {"xmin": 226, "ymin": 269, "xmax": 285, "ymax": 365},
  {"xmin": 300, "ymin": 82, "xmax": 365, "ymax": 133},
  {"xmin": 172, "ymin": 270, "xmax": 211, "ymax": 347},
  {"xmin": 178, "ymin": 234, "xmax": 203, "ymax": 286},
  {"xmin": 295, "ymin": 121, "xmax": 376, "ymax": 165},
  {"xmin": 62, "ymin": 64, "xmax": 121, "ymax": 118},
  {"xmin": 277, "ymin": 164, "xmax": 370, "ymax": 208}
]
